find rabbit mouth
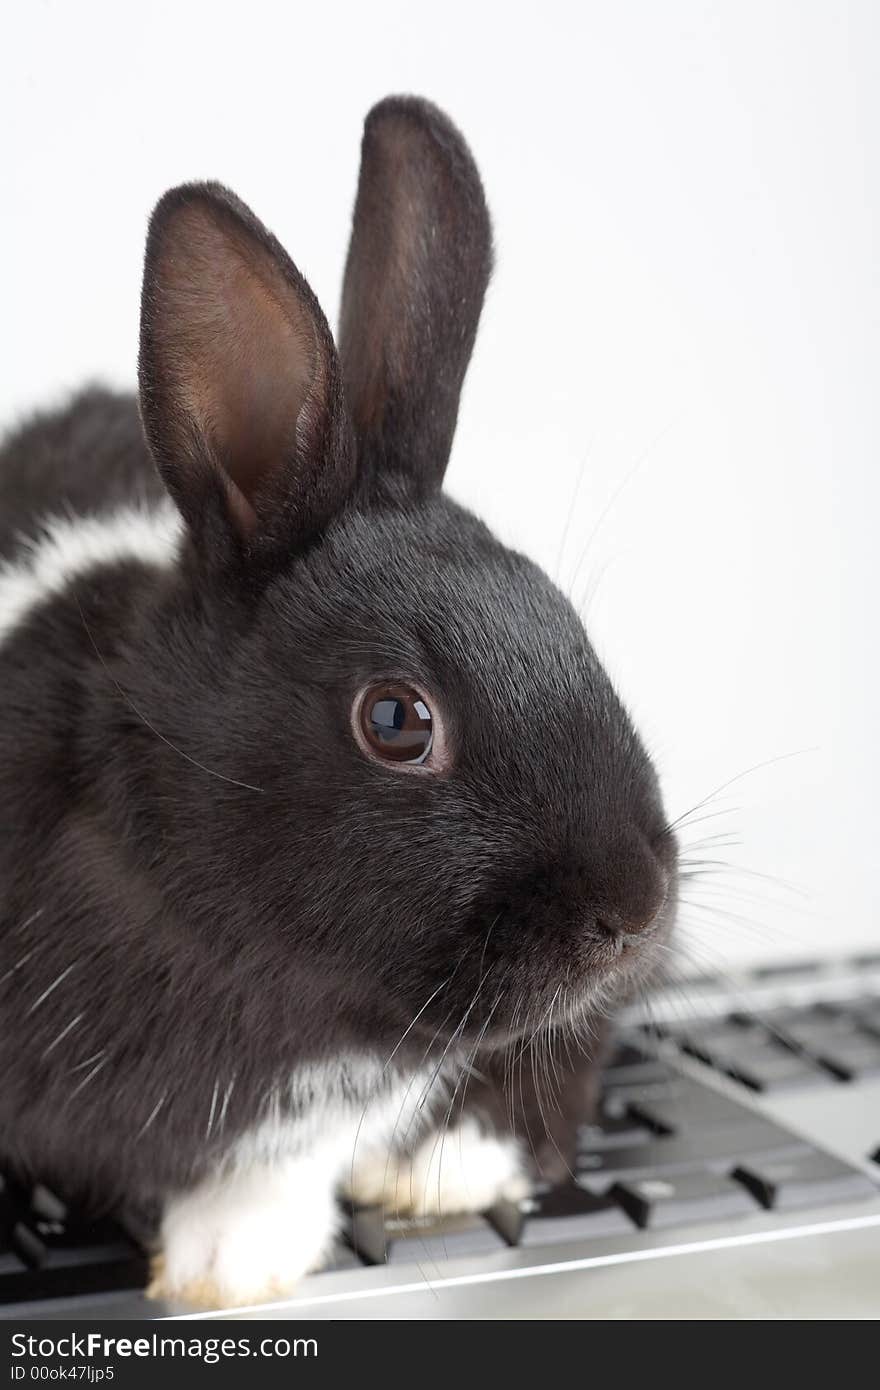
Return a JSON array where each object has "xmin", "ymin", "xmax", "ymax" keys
[
  {"xmin": 404, "ymin": 941, "xmax": 651, "ymax": 1053},
  {"xmin": 401, "ymin": 882, "xmax": 676, "ymax": 1055}
]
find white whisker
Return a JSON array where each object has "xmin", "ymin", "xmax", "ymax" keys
[
  {"xmin": 16, "ymin": 909, "xmax": 45, "ymax": 935},
  {"xmin": 69, "ymin": 1050, "xmax": 104, "ymax": 1073},
  {"xmin": 205, "ymin": 1080, "xmax": 220, "ymax": 1141},
  {"xmin": 0, "ymin": 947, "xmax": 39, "ymax": 985},
  {"xmin": 137, "ymin": 1092, "xmax": 167, "ymax": 1139},
  {"xmin": 28, "ymin": 963, "xmax": 76, "ymax": 1013},
  {"xmin": 41, "ymin": 1012, "xmax": 84, "ymax": 1060},
  {"xmin": 218, "ymin": 1076, "xmax": 236, "ymax": 1133},
  {"xmin": 69, "ymin": 1057, "xmax": 107, "ymax": 1099}
]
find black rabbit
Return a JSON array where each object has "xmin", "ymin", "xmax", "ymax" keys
[{"xmin": 0, "ymin": 96, "xmax": 677, "ymax": 1306}]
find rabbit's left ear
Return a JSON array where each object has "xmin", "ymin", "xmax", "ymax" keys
[
  {"xmin": 139, "ymin": 183, "xmax": 354, "ymax": 569},
  {"xmin": 338, "ymin": 97, "xmax": 493, "ymax": 498}
]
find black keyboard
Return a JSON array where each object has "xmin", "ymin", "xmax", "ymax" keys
[
  {"xmin": 0, "ymin": 1177, "xmax": 148, "ymax": 1305},
  {"xmin": 2, "ymin": 993, "xmax": 879, "ymax": 1311}
]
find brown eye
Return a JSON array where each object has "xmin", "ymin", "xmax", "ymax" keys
[{"xmin": 356, "ymin": 683, "xmax": 434, "ymax": 765}]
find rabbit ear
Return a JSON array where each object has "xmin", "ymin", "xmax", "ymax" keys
[
  {"xmin": 338, "ymin": 97, "xmax": 493, "ymax": 498},
  {"xmin": 139, "ymin": 183, "xmax": 354, "ymax": 568}
]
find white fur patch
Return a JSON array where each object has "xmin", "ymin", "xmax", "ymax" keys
[
  {"xmin": 156, "ymin": 1151, "xmax": 341, "ymax": 1307},
  {"xmin": 155, "ymin": 1056, "xmax": 428, "ymax": 1306},
  {"xmin": 156, "ymin": 1060, "xmax": 528, "ymax": 1307},
  {"xmin": 0, "ymin": 503, "xmax": 182, "ymax": 648},
  {"xmin": 355, "ymin": 1116, "xmax": 529, "ymax": 1218}
]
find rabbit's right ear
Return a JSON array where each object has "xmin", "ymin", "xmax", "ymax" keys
[
  {"xmin": 139, "ymin": 183, "xmax": 354, "ymax": 573},
  {"xmin": 338, "ymin": 97, "xmax": 493, "ymax": 499}
]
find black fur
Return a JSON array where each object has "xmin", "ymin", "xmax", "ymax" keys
[{"xmin": 0, "ymin": 96, "xmax": 676, "ymax": 1214}]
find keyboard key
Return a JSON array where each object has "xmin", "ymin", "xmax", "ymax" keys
[
  {"xmin": 0, "ymin": 1225, "xmax": 146, "ymax": 1301},
  {"xmin": 677, "ymin": 1019, "xmax": 764, "ymax": 1063},
  {"xmin": 576, "ymin": 1110, "xmax": 654, "ymax": 1151},
  {"xmin": 12, "ymin": 1211, "xmax": 146, "ymax": 1273},
  {"xmin": 732, "ymin": 1151, "xmax": 879, "ymax": 1211},
  {"xmin": 854, "ymin": 999, "xmax": 880, "ymax": 1038},
  {"xmin": 622, "ymin": 1077, "xmax": 753, "ymax": 1135},
  {"xmin": 515, "ymin": 1185, "xmax": 634, "ymax": 1246},
  {"xmin": 601, "ymin": 1048, "xmax": 672, "ymax": 1087},
  {"xmin": 762, "ymin": 1009, "xmax": 858, "ymax": 1051},
  {"xmin": 709, "ymin": 1043, "xmax": 831, "ymax": 1092},
  {"xmin": 576, "ymin": 1123, "xmax": 800, "ymax": 1191},
  {"xmin": 727, "ymin": 1054, "xmax": 831, "ymax": 1091},
  {"xmin": 11, "ymin": 1222, "xmax": 46, "ymax": 1266},
  {"xmin": 811, "ymin": 1036, "xmax": 880, "ymax": 1081},
  {"xmin": 680, "ymin": 1012, "xmax": 831, "ymax": 1083},
  {"xmin": 605, "ymin": 1098, "xmax": 674, "ymax": 1138},
  {"xmin": 0, "ymin": 1173, "xmax": 148, "ymax": 1300},
  {"xmin": 351, "ymin": 1206, "xmax": 508, "ymax": 1266},
  {"xmin": 743, "ymin": 1003, "xmax": 880, "ymax": 1078},
  {"xmin": 611, "ymin": 1171, "xmax": 760, "ymax": 1229},
  {"xmin": 29, "ymin": 1184, "xmax": 67, "ymax": 1224}
]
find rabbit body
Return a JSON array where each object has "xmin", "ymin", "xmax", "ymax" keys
[{"xmin": 0, "ymin": 99, "xmax": 675, "ymax": 1307}]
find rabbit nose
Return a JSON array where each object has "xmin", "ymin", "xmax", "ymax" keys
[
  {"xmin": 594, "ymin": 907, "xmax": 662, "ymax": 943},
  {"xmin": 586, "ymin": 831, "xmax": 669, "ymax": 941}
]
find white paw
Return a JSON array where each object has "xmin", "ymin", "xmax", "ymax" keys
[
  {"xmin": 351, "ymin": 1118, "xmax": 529, "ymax": 1218},
  {"xmin": 151, "ymin": 1158, "xmax": 338, "ymax": 1309}
]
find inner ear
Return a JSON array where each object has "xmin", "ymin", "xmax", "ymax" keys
[{"xmin": 139, "ymin": 184, "xmax": 351, "ymax": 553}]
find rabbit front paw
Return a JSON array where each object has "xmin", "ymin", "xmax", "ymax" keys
[
  {"xmin": 149, "ymin": 1157, "xmax": 338, "ymax": 1309},
  {"xmin": 349, "ymin": 1117, "xmax": 529, "ymax": 1218}
]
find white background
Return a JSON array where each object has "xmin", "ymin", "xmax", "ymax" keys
[{"xmin": 3, "ymin": 1, "xmax": 878, "ymax": 972}]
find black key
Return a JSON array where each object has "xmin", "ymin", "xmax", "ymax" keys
[
  {"xmin": 0, "ymin": 1174, "xmax": 147, "ymax": 1300},
  {"xmin": 601, "ymin": 1050, "xmax": 672, "ymax": 1087},
  {"xmin": 600, "ymin": 1082, "xmax": 665, "ymax": 1115},
  {"xmin": 710, "ymin": 1043, "xmax": 831, "ymax": 1092},
  {"xmin": 676, "ymin": 1019, "xmax": 764, "ymax": 1064},
  {"xmin": 611, "ymin": 1171, "xmax": 760, "ymax": 1229},
  {"xmin": 29, "ymin": 1184, "xmax": 68, "ymax": 1224},
  {"xmin": 11, "ymin": 1222, "xmax": 46, "ymax": 1266},
  {"xmin": 576, "ymin": 1122, "xmax": 801, "ymax": 1192},
  {"xmin": 761, "ymin": 1008, "xmax": 857, "ymax": 1051},
  {"xmin": 757, "ymin": 1007, "xmax": 880, "ymax": 1079},
  {"xmin": 811, "ymin": 1036, "xmax": 880, "ymax": 1081},
  {"xmin": 623, "ymin": 1077, "xmax": 753, "ymax": 1135},
  {"xmin": 577, "ymin": 1112, "xmax": 654, "ymax": 1151},
  {"xmin": 0, "ymin": 1223, "xmax": 146, "ymax": 1302},
  {"xmin": 351, "ymin": 1206, "xmax": 508, "ymax": 1266},
  {"xmin": 854, "ymin": 999, "xmax": 880, "ymax": 1038},
  {"xmin": 728, "ymin": 1053, "xmax": 831, "ymax": 1092},
  {"xmin": 607, "ymin": 1099, "xmax": 674, "ymax": 1138},
  {"xmin": 808, "ymin": 997, "xmax": 868, "ymax": 1022},
  {"xmin": 733, "ymin": 1151, "xmax": 879, "ymax": 1211},
  {"xmin": 601, "ymin": 1073, "xmax": 703, "ymax": 1114},
  {"xmin": 12, "ymin": 1211, "xmax": 147, "ymax": 1277},
  {"xmin": 515, "ymin": 1185, "xmax": 634, "ymax": 1246}
]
